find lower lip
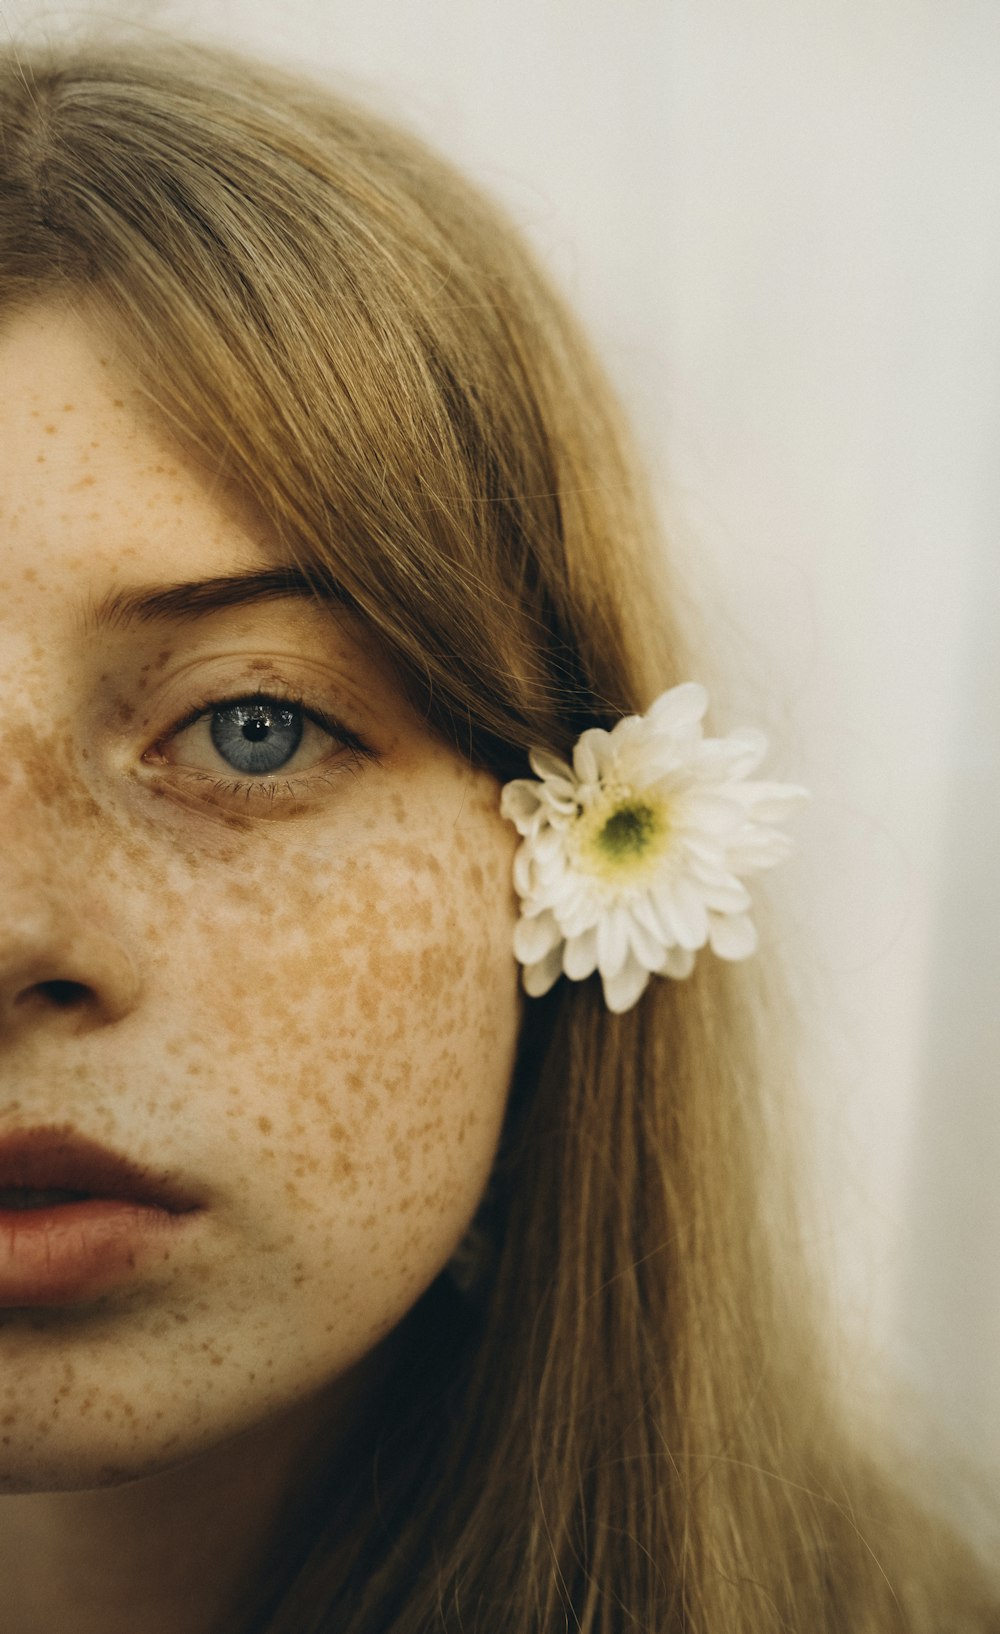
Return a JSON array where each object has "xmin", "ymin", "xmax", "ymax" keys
[{"xmin": 0, "ymin": 1200, "xmax": 193, "ymax": 1307}]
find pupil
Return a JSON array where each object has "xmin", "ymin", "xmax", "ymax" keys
[{"xmin": 243, "ymin": 718, "xmax": 270, "ymax": 742}]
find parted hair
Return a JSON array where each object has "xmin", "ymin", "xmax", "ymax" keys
[{"xmin": 0, "ymin": 34, "xmax": 996, "ymax": 1634}]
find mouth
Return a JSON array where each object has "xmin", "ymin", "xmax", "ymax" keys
[
  {"xmin": 0, "ymin": 1187, "xmax": 91, "ymax": 1209},
  {"xmin": 0, "ymin": 1129, "xmax": 203, "ymax": 1308}
]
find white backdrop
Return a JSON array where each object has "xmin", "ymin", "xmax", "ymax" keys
[{"xmin": 2, "ymin": 0, "xmax": 998, "ymax": 1488}]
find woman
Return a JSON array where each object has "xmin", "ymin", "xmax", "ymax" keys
[{"xmin": 0, "ymin": 34, "xmax": 995, "ymax": 1634}]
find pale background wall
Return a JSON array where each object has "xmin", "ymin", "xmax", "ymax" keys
[{"xmin": 2, "ymin": 0, "xmax": 998, "ymax": 1488}]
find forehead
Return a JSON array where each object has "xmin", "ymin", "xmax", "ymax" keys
[
  {"xmin": 0, "ymin": 302, "xmax": 277, "ymax": 591},
  {"xmin": 0, "ymin": 301, "xmax": 438, "ymax": 752}
]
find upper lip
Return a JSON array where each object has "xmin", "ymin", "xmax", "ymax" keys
[{"xmin": 0, "ymin": 1128, "xmax": 201, "ymax": 1213}]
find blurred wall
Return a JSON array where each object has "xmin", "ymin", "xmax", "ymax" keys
[{"xmin": 3, "ymin": 0, "xmax": 998, "ymax": 1483}]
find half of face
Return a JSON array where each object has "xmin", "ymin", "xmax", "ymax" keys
[{"xmin": 0, "ymin": 301, "xmax": 522, "ymax": 1491}]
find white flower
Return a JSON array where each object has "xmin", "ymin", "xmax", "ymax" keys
[{"xmin": 499, "ymin": 683, "xmax": 810, "ymax": 1013}]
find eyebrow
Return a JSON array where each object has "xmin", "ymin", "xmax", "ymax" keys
[{"xmin": 84, "ymin": 566, "xmax": 352, "ymax": 632}]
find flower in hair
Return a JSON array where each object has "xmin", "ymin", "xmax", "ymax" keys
[{"xmin": 500, "ymin": 683, "xmax": 810, "ymax": 1013}]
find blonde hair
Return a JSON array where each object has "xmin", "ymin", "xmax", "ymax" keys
[{"xmin": 1, "ymin": 36, "xmax": 995, "ymax": 1634}]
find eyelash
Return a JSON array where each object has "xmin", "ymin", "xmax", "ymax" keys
[{"xmin": 146, "ymin": 687, "xmax": 375, "ymax": 806}]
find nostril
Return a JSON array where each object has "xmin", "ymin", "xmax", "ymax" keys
[
  {"xmin": 0, "ymin": 917, "xmax": 140, "ymax": 1028},
  {"xmin": 35, "ymin": 979, "xmax": 90, "ymax": 1008}
]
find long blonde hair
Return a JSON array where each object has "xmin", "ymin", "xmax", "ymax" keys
[{"xmin": 1, "ymin": 35, "xmax": 995, "ymax": 1633}]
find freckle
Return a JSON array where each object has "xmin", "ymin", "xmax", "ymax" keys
[
  {"xmin": 44, "ymin": 423, "xmax": 56, "ymax": 434},
  {"xmin": 35, "ymin": 454, "xmax": 46, "ymax": 464},
  {"xmin": 257, "ymin": 1116, "xmax": 273, "ymax": 1134}
]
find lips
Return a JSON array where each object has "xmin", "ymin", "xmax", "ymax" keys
[
  {"xmin": 0, "ymin": 1128, "xmax": 199, "ymax": 1212},
  {"xmin": 0, "ymin": 1128, "xmax": 202, "ymax": 1308}
]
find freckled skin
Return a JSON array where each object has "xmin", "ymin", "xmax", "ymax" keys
[{"xmin": 0, "ymin": 305, "xmax": 523, "ymax": 1493}]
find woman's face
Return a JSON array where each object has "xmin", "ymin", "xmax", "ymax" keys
[{"xmin": 0, "ymin": 303, "xmax": 522, "ymax": 1490}]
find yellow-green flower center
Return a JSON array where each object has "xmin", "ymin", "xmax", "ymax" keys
[
  {"xmin": 571, "ymin": 790, "xmax": 672, "ymax": 885},
  {"xmin": 596, "ymin": 802, "xmax": 660, "ymax": 860}
]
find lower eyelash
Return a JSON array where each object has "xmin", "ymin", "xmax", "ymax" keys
[{"xmin": 199, "ymin": 762, "xmax": 366, "ymax": 804}]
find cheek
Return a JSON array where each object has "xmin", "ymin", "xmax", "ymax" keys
[{"xmin": 147, "ymin": 818, "xmax": 521, "ymax": 1321}]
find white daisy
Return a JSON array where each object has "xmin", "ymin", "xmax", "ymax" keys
[{"xmin": 500, "ymin": 682, "xmax": 810, "ymax": 1013}]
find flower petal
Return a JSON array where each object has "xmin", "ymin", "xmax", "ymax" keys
[
  {"xmin": 532, "ymin": 825, "xmax": 565, "ymax": 862},
  {"xmin": 539, "ymin": 787, "xmax": 579, "ymax": 819},
  {"xmin": 680, "ymin": 832, "xmax": 727, "ymax": 868},
  {"xmin": 645, "ymin": 682, "xmax": 709, "ymax": 735},
  {"xmin": 572, "ymin": 727, "xmax": 612, "ymax": 785},
  {"xmin": 558, "ymin": 896, "xmax": 603, "ymax": 940},
  {"xmin": 513, "ymin": 845, "xmax": 536, "ymax": 899},
  {"xmin": 674, "ymin": 791, "xmax": 744, "ymax": 835},
  {"xmin": 523, "ymin": 945, "xmax": 565, "ymax": 996},
  {"xmin": 499, "ymin": 779, "xmax": 544, "ymax": 834},
  {"xmin": 696, "ymin": 873, "xmax": 753, "ymax": 913},
  {"xmin": 528, "ymin": 748, "xmax": 575, "ymax": 789},
  {"xmin": 630, "ymin": 892, "xmax": 665, "ymax": 940},
  {"xmin": 652, "ymin": 876, "xmax": 709, "ymax": 949},
  {"xmin": 696, "ymin": 727, "xmax": 769, "ymax": 780},
  {"xmin": 597, "ymin": 906, "xmax": 630, "ymax": 979},
  {"xmin": 606, "ymin": 715, "xmax": 649, "ymax": 764},
  {"xmin": 659, "ymin": 944, "xmax": 697, "ymax": 979},
  {"xmin": 725, "ymin": 826, "xmax": 795, "ymax": 872},
  {"xmin": 513, "ymin": 910, "xmax": 562, "ymax": 965},
  {"xmin": 563, "ymin": 925, "xmax": 599, "ymax": 980},
  {"xmin": 736, "ymin": 780, "xmax": 812, "ymax": 822},
  {"xmin": 628, "ymin": 913, "xmax": 668, "ymax": 971},
  {"xmin": 625, "ymin": 749, "xmax": 687, "ymax": 792},
  {"xmin": 708, "ymin": 911, "xmax": 759, "ymax": 960},
  {"xmin": 601, "ymin": 953, "xmax": 651, "ymax": 1013}
]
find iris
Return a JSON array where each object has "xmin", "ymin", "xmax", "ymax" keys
[{"xmin": 210, "ymin": 700, "xmax": 303, "ymax": 775}]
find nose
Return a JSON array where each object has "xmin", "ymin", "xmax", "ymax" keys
[{"xmin": 0, "ymin": 882, "xmax": 141, "ymax": 1034}]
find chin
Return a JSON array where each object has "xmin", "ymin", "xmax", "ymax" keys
[
  {"xmin": 0, "ymin": 1436, "xmax": 205, "ymax": 1495},
  {"xmin": 0, "ymin": 1342, "xmax": 280, "ymax": 1497}
]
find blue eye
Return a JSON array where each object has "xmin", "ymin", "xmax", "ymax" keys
[
  {"xmin": 209, "ymin": 700, "xmax": 304, "ymax": 775},
  {"xmin": 146, "ymin": 686, "xmax": 375, "ymax": 801}
]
